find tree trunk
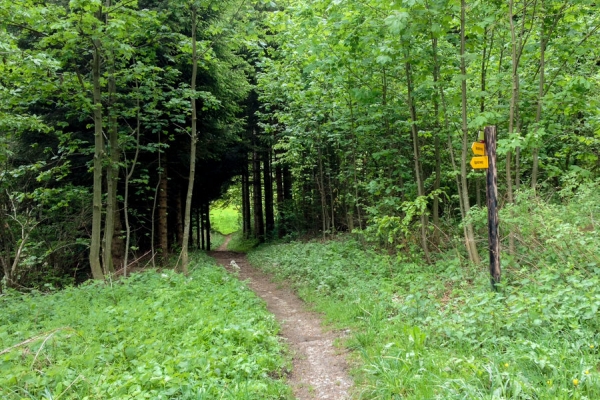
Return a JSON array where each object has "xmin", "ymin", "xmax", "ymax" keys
[
  {"xmin": 275, "ymin": 160, "xmax": 285, "ymax": 238},
  {"xmin": 157, "ymin": 153, "xmax": 169, "ymax": 261},
  {"xmin": 123, "ymin": 93, "xmax": 141, "ymax": 276},
  {"xmin": 180, "ymin": 5, "xmax": 198, "ymax": 274},
  {"xmin": 200, "ymin": 206, "xmax": 205, "ymax": 250},
  {"xmin": 175, "ymin": 186, "xmax": 184, "ymax": 247},
  {"xmin": 205, "ymin": 202, "xmax": 211, "ymax": 251},
  {"xmin": 531, "ymin": 0, "xmax": 545, "ymax": 191},
  {"xmin": 103, "ymin": 22, "xmax": 119, "ymax": 275},
  {"xmin": 195, "ymin": 206, "xmax": 200, "ymax": 249},
  {"xmin": 507, "ymin": 0, "xmax": 519, "ymax": 254},
  {"xmin": 242, "ymin": 159, "xmax": 251, "ymax": 238},
  {"xmin": 460, "ymin": 0, "xmax": 481, "ymax": 264},
  {"xmin": 264, "ymin": 148, "xmax": 275, "ymax": 238},
  {"xmin": 316, "ymin": 145, "xmax": 328, "ymax": 238},
  {"xmin": 405, "ymin": 58, "xmax": 431, "ymax": 263},
  {"xmin": 253, "ymin": 138, "xmax": 264, "ymax": 241},
  {"xmin": 430, "ymin": 36, "xmax": 442, "ymax": 243},
  {"xmin": 89, "ymin": 6, "xmax": 105, "ymax": 280}
]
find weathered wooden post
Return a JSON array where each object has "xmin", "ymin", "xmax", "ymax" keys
[{"xmin": 485, "ymin": 126, "xmax": 501, "ymax": 289}]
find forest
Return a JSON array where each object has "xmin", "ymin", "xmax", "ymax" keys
[{"xmin": 1, "ymin": 0, "xmax": 599, "ymax": 398}]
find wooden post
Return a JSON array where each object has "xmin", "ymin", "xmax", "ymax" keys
[{"xmin": 485, "ymin": 126, "xmax": 501, "ymax": 289}]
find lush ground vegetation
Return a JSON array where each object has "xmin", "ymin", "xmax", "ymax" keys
[
  {"xmin": 210, "ymin": 206, "xmax": 242, "ymax": 236},
  {"xmin": 0, "ymin": 254, "xmax": 291, "ymax": 399},
  {"xmin": 249, "ymin": 185, "xmax": 600, "ymax": 399},
  {"xmin": 2, "ymin": 0, "xmax": 599, "ymax": 397}
]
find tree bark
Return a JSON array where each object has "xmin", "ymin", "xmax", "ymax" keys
[
  {"xmin": 157, "ymin": 153, "xmax": 168, "ymax": 261},
  {"xmin": 275, "ymin": 160, "xmax": 285, "ymax": 237},
  {"xmin": 103, "ymin": 8, "xmax": 119, "ymax": 275},
  {"xmin": 180, "ymin": 5, "xmax": 199, "ymax": 274},
  {"xmin": 507, "ymin": 0, "xmax": 519, "ymax": 254},
  {"xmin": 460, "ymin": 0, "xmax": 481, "ymax": 264},
  {"xmin": 200, "ymin": 206, "xmax": 205, "ymax": 250},
  {"xmin": 405, "ymin": 58, "xmax": 431, "ymax": 263},
  {"xmin": 252, "ymin": 136, "xmax": 264, "ymax": 241},
  {"xmin": 531, "ymin": 0, "xmax": 545, "ymax": 191},
  {"xmin": 316, "ymin": 145, "xmax": 328, "ymax": 238},
  {"xmin": 89, "ymin": 6, "xmax": 105, "ymax": 280},
  {"xmin": 430, "ymin": 36, "xmax": 442, "ymax": 243},
  {"xmin": 242, "ymin": 158, "xmax": 251, "ymax": 238},
  {"xmin": 264, "ymin": 148, "xmax": 275, "ymax": 237},
  {"xmin": 175, "ymin": 186, "xmax": 184, "ymax": 247},
  {"xmin": 205, "ymin": 202, "xmax": 211, "ymax": 251}
]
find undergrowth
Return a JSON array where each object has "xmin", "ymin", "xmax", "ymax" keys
[
  {"xmin": 248, "ymin": 185, "xmax": 600, "ymax": 399},
  {"xmin": 0, "ymin": 253, "xmax": 291, "ymax": 399}
]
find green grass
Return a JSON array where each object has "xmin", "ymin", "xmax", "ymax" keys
[
  {"xmin": 209, "ymin": 231, "xmax": 226, "ymax": 250},
  {"xmin": 210, "ymin": 206, "xmax": 241, "ymax": 235},
  {"xmin": 0, "ymin": 253, "xmax": 291, "ymax": 400},
  {"xmin": 226, "ymin": 231, "xmax": 260, "ymax": 253},
  {"xmin": 248, "ymin": 186, "xmax": 600, "ymax": 399}
]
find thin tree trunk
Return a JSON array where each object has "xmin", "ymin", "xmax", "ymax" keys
[
  {"xmin": 328, "ymin": 168, "xmax": 335, "ymax": 235},
  {"xmin": 242, "ymin": 159, "xmax": 251, "ymax": 238},
  {"xmin": 252, "ymin": 137, "xmax": 264, "ymax": 241},
  {"xmin": 477, "ymin": 27, "xmax": 492, "ymax": 210},
  {"xmin": 264, "ymin": 148, "xmax": 275, "ymax": 237},
  {"xmin": 196, "ymin": 207, "xmax": 202, "ymax": 250},
  {"xmin": 460, "ymin": 0, "xmax": 481, "ymax": 264},
  {"xmin": 431, "ymin": 36, "xmax": 442, "ymax": 243},
  {"xmin": 317, "ymin": 145, "xmax": 328, "ymax": 238},
  {"xmin": 531, "ymin": 0, "xmax": 545, "ymax": 191},
  {"xmin": 157, "ymin": 153, "xmax": 168, "ymax": 261},
  {"xmin": 89, "ymin": 6, "xmax": 105, "ymax": 280},
  {"xmin": 180, "ymin": 6, "xmax": 198, "ymax": 274},
  {"xmin": 405, "ymin": 58, "xmax": 431, "ymax": 263},
  {"xmin": 275, "ymin": 160, "xmax": 284, "ymax": 238},
  {"xmin": 200, "ymin": 206, "xmax": 205, "ymax": 250},
  {"xmin": 205, "ymin": 202, "xmax": 211, "ymax": 251},
  {"xmin": 507, "ymin": 0, "xmax": 519, "ymax": 254},
  {"xmin": 103, "ymin": 9, "xmax": 118, "ymax": 275},
  {"xmin": 175, "ymin": 187, "xmax": 184, "ymax": 247}
]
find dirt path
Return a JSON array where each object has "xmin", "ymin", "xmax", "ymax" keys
[
  {"xmin": 216, "ymin": 234, "xmax": 233, "ymax": 251},
  {"xmin": 209, "ymin": 249, "xmax": 353, "ymax": 399}
]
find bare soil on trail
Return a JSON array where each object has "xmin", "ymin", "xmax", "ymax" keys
[{"xmin": 209, "ymin": 239, "xmax": 353, "ymax": 400}]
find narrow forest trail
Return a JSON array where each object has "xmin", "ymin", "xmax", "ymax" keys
[
  {"xmin": 209, "ymin": 247, "xmax": 353, "ymax": 399},
  {"xmin": 216, "ymin": 234, "xmax": 233, "ymax": 251}
]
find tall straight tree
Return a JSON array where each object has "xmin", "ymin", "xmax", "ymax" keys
[
  {"xmin": 180, "ymin": 3, "xmax": 199, "ymax": 274},
  {"xmin": 460, "ymin": 0, "xmax": 481, "ymax": 264},
  {"xmin": 90, "ymin": 4, "xmax": 105, "ymax": 280}
]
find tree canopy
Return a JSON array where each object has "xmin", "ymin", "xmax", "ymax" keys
[{"xmin": 1, "ymin": 0, "xmax": 599, "ymax": 289}]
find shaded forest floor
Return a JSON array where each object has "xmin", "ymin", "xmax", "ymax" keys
[{"xmin": 209, "ymin": 243, "xmax": 353, "ymax": 399}]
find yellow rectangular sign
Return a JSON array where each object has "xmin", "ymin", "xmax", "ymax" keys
[
  {"xmin": 470, "ymin": 156, "xmax": 489, "ymax": 169},
  {"xmin": 471, "ymin": 142, "xmax": 485, "ymax": 156}
]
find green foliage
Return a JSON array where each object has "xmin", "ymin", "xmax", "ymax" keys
[
  {"xmin": 248, "ymin": 186, "xmax": 600, "ymax": 399},
  {"xmin": 0, "ymin": 254, "xmax": 291, "ymax": 399},
  {"xmin": 208, "ymin": 231, "xmax": 226, "ymax": 250},
  {"xmin": 210, "ymin": 206, "xmax": 241, "ymax": 235},
  {"xmin": 227, "ymin": 231, "xmax": 260, "ymax": 253}
]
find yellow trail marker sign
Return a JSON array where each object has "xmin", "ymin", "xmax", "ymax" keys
[
  {"xmin": 470, "ymin": 156, "xmax": 489, "ymax": 169},
  {"xmin": 471, "ymin": 142, "xmax": 485, "ymax": 156}
]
